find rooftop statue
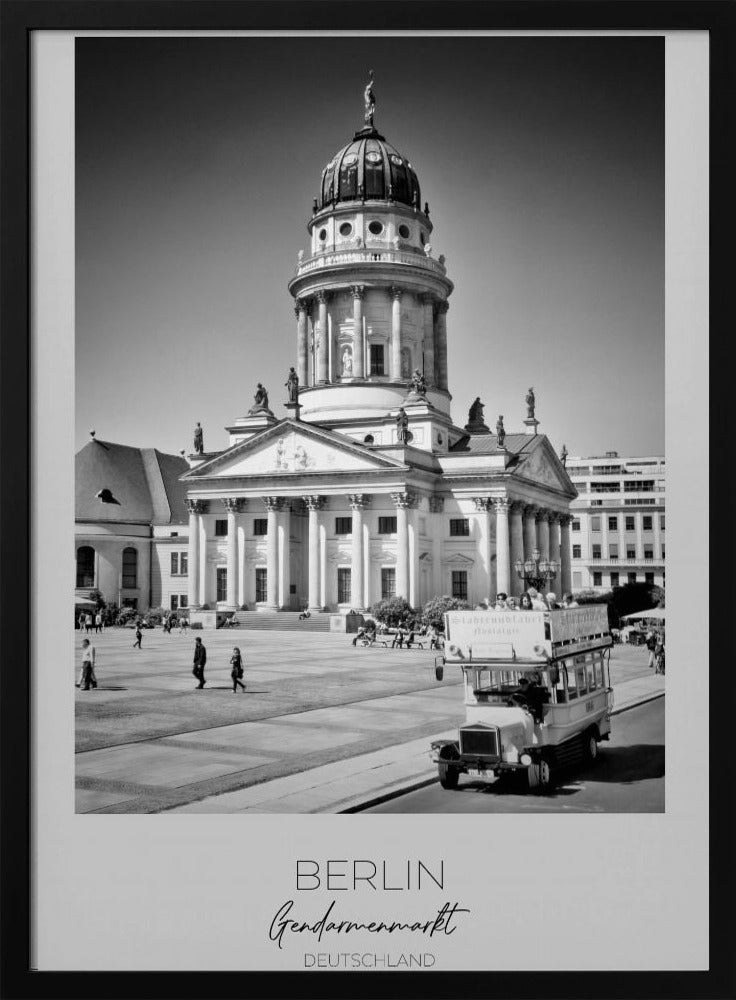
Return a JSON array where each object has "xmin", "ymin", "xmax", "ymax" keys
[
  {"xmin": 250, "ymin": 382, "xmax": 270, "ymax": 414},
  {"xmin": 193, "ymin": 421, "xmax": 204, "ymax": 455},
  {"xmin": 468, "ymin": 397, "xmax": 485, "ymax": 424},
  {"xmin": 496, "ymin": 415, "xmax": 506, "ymax": 448},
  {"xmin": 560, "ymin": 443, "xmax": 568, "ymax": 467},
  {"xmin": 364, "ymin": 70, "xmax": 376, "ymax": 127},
  {"xmin": 396, "ymin": 407, "xmax": 409, "ymax": 444},
  {"xmin": 526, "ymin": 387, "xmax": 536, "ymax": 419},
  {"xmin": 410, "ymin": 368, "xmax": 427, "ymax": 396},
  {"xmin": 285, "ymin": 367, "xmax": 299, "ymax": 403}
]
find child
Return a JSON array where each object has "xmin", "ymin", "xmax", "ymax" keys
[{"xmin": 230, "ymin": 647, "xmax": 246, "ymax": 693}]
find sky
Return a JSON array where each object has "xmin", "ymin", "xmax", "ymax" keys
[{"xmin": 76, "ymin": 35, "xmax": 664, "ymax": 459}]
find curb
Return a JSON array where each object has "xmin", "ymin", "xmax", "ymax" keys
[{"xmin": 341, "ymin": 688, "xmax": 665, "ymax": 813}]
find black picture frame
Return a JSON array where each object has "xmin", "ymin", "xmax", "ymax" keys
[{"xmin": 1, "ymin": 2, "xmax": 733, "ymax": 997}]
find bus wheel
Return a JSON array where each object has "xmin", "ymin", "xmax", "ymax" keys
[
  {"xmin": 583, "ymin": 728, "xmax": 599, "ymax": 763},
  {"xmin": 528, "ymin": 759, "xmax": 552, "ymax": 792},
  {"xmin": 438, "ymin": 763, "xmax": 459, "ymax": 790}
]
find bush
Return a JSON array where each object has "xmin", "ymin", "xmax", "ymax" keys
[
  {"xmin": 421, "ymin": 595, "xmax": 470, "ymax": 629},
  {"xmin": 573, "ymin": 582, "xmax": 664, "ymax": 629},
  {"xmin": 88, "ymin": 588, "xmax": 107, "ymax": 610},
  {"xmin": 368, "ymin": 596, "xmax": 414, "ymax": 627},
  {"xmin": 146, "ymin": 607, "xmax": 168, "ymax": 625}
]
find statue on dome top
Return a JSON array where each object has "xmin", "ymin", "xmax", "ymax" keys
[
  {"xmin": 285, "ymin": 367, "xmax": 299, "ymax": 403},
  {"xmin": 193, "ymin": 421, "xmax": 204, "ymax": 455},
  {"xmin": 526, "ymin": 387, "xmax": 536, "ymax": 419},
  {"xmin": 364, "ymin": 70, "xmax": 376, "ymax": 127},
  {"xmin": 496, "ymin": 415, "xmax": 506, "ymax": 448}
]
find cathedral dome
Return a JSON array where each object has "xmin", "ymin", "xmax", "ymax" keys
[{"xmin": 317, "ymin": 126, "xmax": 421, "ymax": 211}]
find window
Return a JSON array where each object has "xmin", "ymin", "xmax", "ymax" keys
[
  {"xmin": 645, "ymin": 572, "xmax": 655, "ymax": 585},
  {"xmin": 180, "ymin": 552, "xmax": 188, "ymax": 575},
  {"xmin": 608, "ymin": 516, "xmax": 618, "ymax": 531},
  {"xmin": 642, "ymin": 516, "xmax": 653, "ymax": 531},
  {"xmin": 255, "ymin": 568, "xmax": 268, "ymax": 602},
  {"xmin": 335, "ymin": 517, "xmax": 353, "ymax": 535},
  {"xmin": 660, "ymin": 515, "xmax": 665, "ymax": 531},
  {"xmin": 590, "ymin": 481, "xmax": 621, "ymax": 493},
  {"xmin": 449, "ymin": 518, "xmax": 470, "ymax": 537},
  {"xmin": 369, "ymin": 343, "xmax": 385, "ymax": 376},
  {"xmin": 398, "ymin": 224, "xmax": 410, "ymax": 239},
  {"xmin": 253, "ymin": 518, "xmax": 268, "ymax": 536},
  {"xmin": 368, "ymin": 220, "xmax": 383, "ymax": 236},
  {"xmin": 625, "ymin": 515, "xmax": 635, "ymax": 531},
  {"xmin": 378, "ymin": 516, "xmax": 397, "ymax": 534},
  {"xmin": 452, "ymin": 570, "xmax": 468, "ymax": 600},
  {"xmin": 339, "ymin": 222, "xmax": 352, "ymax": 237},
  {"xmin": 170, "ymin": 532, "xmax": 178, "ymax": 537},
  {"xmin": 381, "ymin": 568, "xmax": 396, "ymax": 599},
  {"xmin": 76, "ymin": 546, "xmax": 95, "ymax": 588},
  {"xmin": 565, "ymin": 663, "xmax": 578, "ymax": 700},
  {"xmin": 628, "ymin": 572, "xmax": 637, "ymax": 585},
  {"xmin": 626, "ymin": 546, "xmax": 636, "ymax": 559},
  {"xmin": 171, "ymin": 551, "xmax": 188, "ymax": 576},
  {"xmin": 170, "ymin": 595, "xmax": 179, "ymax": 611},
  {"xmin": 661, "ymin": 546, "xmax": 665, "ymax": 559},
  {"xmin": 337, "ymin": 568, "xmax": 352, "ymax": 604},
  {"xmin": 171, "ymin": 553, "xmax": 178, "ymax": 575},
  {"xmin": 593, "ymin": 572, "xmax": 603, "ymax": 586},
  {"xmin": 215, "ymin": 519, "xmax": 228, "ymax": 537},
  {"xmin": 592, "ymin": 545, "xmax": 601, "ymax": 559},
  {"xmin": 644, "ymin": 547, "xmax": 653, "ymax": 560},
  {"xmin": 572, "ymin": 545, "xmax": 582, "ymax": 559},
  {"xmin": 625, "ymin": 479, "xmax": 655, "ymax": 492},
  {"xmin": 609, "ymin": 544, "xmax": 618, "ymax": 560},
  {"xmin": 216, "ymin": 568, "xmax": 227, "ymax": 602},
  {"xmin": 180, "ymin": 595, "xmax": 188, "ymax": 609},
  {"xmin": 122, "ymin": 547, "xmax": 138, "ymax": 589},
  {"xmin": 610, "ymin": 572, "xmax": 620, "ymax": 587},
  {"xmin": 572, "ymin": 520, "xmax": 580, "ymax": 532},
  {"xmin": 591, "ymin": 516, "xmax": 601, "ymax": 532}
]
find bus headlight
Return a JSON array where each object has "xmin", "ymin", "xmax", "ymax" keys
[{"xmin": 520, "ymin": 753, "xmax": 532, "ymax": 766}]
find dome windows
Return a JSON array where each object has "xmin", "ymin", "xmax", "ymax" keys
[
  {"xmin": 398, "ymin": 224, "xmax": 410, "ymax": 239},
  {"xmin": 368, "ymin": 220, "xmax": 384, "ymax": 236},
  {"xmin": 366, "ymin": 151, "xmax": 381, "ymax": 163},
  {"xmin": 390, "ymin": 154, "xmax": 403, "ymax": 166},
  {"xmin": 419, "ymin": 231, "xmax": 426, "ymax": 246},
  {"xmin": 339, "ymin": 222, "xmax": 353, "ymax": 237},
  {"xmin": 318, "ymin": 228, "xmax": 328, "ymax": 242}
]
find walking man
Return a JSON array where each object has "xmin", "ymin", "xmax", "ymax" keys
[
  {"xmin": 192, "ymin": 636, "xmax": 207, "ymax": 689},
  {"xmin": 133, "ymin": 624, "xmax": 143, "ymax": 649}
]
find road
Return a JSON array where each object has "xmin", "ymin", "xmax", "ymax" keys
[{"xmin": 365, "ymin": 699, "xmax": 664, "ymax": 813}]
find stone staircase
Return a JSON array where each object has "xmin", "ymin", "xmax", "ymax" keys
[{"xmin": 231, "ymin": 610, "xmax": 332, "ymax": 632}]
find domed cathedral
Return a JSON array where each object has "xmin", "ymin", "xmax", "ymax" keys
[{"xmin": 181, "ymin": 78, "xmax": 577, "ymax": 622}]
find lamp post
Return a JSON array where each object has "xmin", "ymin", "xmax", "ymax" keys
[{"xmin": 514, "ymin": 549, "xmax": 558, "ymax": 593}]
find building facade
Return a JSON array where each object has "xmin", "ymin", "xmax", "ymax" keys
[
  {"xmin": 566, "ymin": 451, "xmax": 665, "ymax": 592},
  {"xmin": 180, "ymin": 98, "xmax": 577, "ymax": 614},
  {"xmin": 75, "ymin": 438, "xmax": 190, "ymax": 612}
]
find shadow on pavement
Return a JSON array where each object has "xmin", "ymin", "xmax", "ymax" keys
[{"xmin": 579, "ymin": 743, "xmax": 665, "ymax": 783}]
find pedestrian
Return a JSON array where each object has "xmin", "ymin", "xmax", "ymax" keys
[
  {"xmin": 494, "ymin": 592, "xmax": 508, "ymax": 610},
  {"xmin": 78, "ymin": 638, "xmax": 97, "ymax": 690},
  {"xmin": 133, "ymin": 624, "xmax": 143, "ymax": 649},
  {"xmin": 192, "ymin": 636, "xmax": 207, "ymax": 689},
  {"xmin": 178, "ymin": 617, "xmax": 185, "ymax": 635},
  {"xmin": 85, "ymin": 613, "xmax": 93, "ymax": 634},
  {"xmin": 545, "ymin": 592, "xmax": 559, "ymax": 609},
  {"xmin": 78, "ymin": 613, "xmax": 85, "ymax": 632},
  {"xmin": 526, "ymin": 587, "xmax": 548, "ymax": 610},
  {"xmin": 95, "ymin": 611, "xmax": 102, "ymax": 633},
  {"xmin": 562, "ymin": 592, "xmax": 579, "ymax": 608},
  {"xmin": 654, "ymin": 631, "xmax": 665, "ymax": 674},
  {"xmin": 230, "ymin": 646, "xmax": 246, "ymax": 693},
  {"xmin": 519, "ymin": 592, "xmax": 534, "ymax": 611}
]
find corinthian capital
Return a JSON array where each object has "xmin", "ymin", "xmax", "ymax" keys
[
  {"xmin": 350, "ymin": 284, "xmax": 365, "ymax": 300},
  {"xmin": 302, "ymin": 495, "xmax": 325, "ymax": 511},
  {"xmin": 223, "ymin": 497, "xmax": 245, "ymax": 513},
  {"xmin": 316, "ymin": 290, "xmax": 329, "ymax": 304},
  {"xmin": 348, "ymin": 493, "xmax": 371, "ymax": 510},
  {"xmin": 434, "ymin": 299, "xmax": 449, "ymax": 317},
  {"xmin": 186, "ymin": 499, "xmax": 208, "ymax": 515},
  {"xmin": 262, "ymin": 496, "xmax": 282, "ymax": 512},
  {"xmin": 493, "ymin": 498, "xmax": 511, "ymax": 515},
  {"xmin": 389, "ymin": 286, "xmax": 404, "ymax": 301},
  {"xmin": 391, "ymin": 491, "xmax": 418, "ymax": 509},
  {"xmin": 473, "ymin": 497, "xmax": 492, "ymax": 512}
]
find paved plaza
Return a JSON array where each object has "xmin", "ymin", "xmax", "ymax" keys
[{"xmin": 75, "ymin": 627, "xmax": 661, "ymax": 813}]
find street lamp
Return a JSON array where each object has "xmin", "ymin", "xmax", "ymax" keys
[{"xmin": 514, "ymin": 548, "xmax": 558, "ymax": 592}]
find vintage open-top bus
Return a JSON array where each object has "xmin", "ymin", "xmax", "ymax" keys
[{"xmin": 430, "ymin": 606, "xmax": 613, "ymax": 791}]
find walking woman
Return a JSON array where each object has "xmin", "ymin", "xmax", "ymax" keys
[
  {"xmin": 230, "ymin": 647, "xmax": 246, "ymax": 693},
  {"xmin": 79, "ymin": 638, "xmax": 97, "ymax": 690}
]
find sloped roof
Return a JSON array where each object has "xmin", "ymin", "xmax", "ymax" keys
[
  {"xmin": 75, "ymin": 439, "xmax": 189, "ymax": 525},
  {"xmin": 449, "ymin": 432, "xmax": 538, "ymax": 456}
]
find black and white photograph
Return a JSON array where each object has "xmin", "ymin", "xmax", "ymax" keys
[
  {"xmin": 6, "ymin": 7, "xmax": 718, "ymax": 984},
  {"xmin": 74, "ymin": 34, "xmax": 666, "ymax": 816}
]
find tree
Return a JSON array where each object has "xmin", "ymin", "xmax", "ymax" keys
[
  {"xmin": 368, "ymin": 596, "xmax": 413, "ymax": 626},
  {"xmin": 88, "ymin": 588, "xmax": 106, "ymax": 610},
  {"xmin": 421, "ymin": 595, "xmax": 469, "ymax": 628},
  {"xmin": 574, "ymin": 582, "xmax": 665, "ymax": 629}
]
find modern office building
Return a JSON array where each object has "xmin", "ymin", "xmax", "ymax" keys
[{"xmin": 565, "ymin": 451, "xmax": 665, "ymax": 593}]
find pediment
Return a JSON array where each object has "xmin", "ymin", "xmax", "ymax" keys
[
  {"xmin": 445, "ymin": 552, "xmax": 475, "ymax": 566},
  {"xmin": 183, "ymin": 420, "xmax": 406, "ymax": 481},
  {"xmin": 515, "ymin": 438, "xmax": 576, "ymax": 495}
]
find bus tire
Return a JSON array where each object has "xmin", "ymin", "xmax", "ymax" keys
[
  {"xmin": 528, "ymin": 759, "xmax": 552, "ymax": 792},
  {"xmin": 438, "ymin": 763, "xmax": 459, "ymax": 790},
  {"xmin": 582, "ymin": 727, "xmax": 599, "ymax": 763}
]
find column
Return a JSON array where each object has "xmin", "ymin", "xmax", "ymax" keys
[
  {"xmin": 537, "ymin": 509, "xmax": 550, "ymax": 560},
  {"xmin": 494, "ymin": 498, "xmax": 511, "ymax": 596},
  {"xmin": 549, "ymin": 513, "xmax": 561, "ymax": 591},
  {"xmin": 560, "ymin": 515, "xmax": 573, "ymax": 596},
  {"xmin": 316, "ymin": 291, "xmax": 329, "ymax": 384},
  {"xmin": 434, "ymin": 300, "xmax": 449, "ymax": 391},
  {"xmin": 278, "ymin": 504, "xmax": 291, "ymax": 609},
  {"xmin": 429, "ymin": 496, "xmax": 444, "ymax": 598},
  {"xmin": 421, "ymin": 294, "xmax": 435, "ymax": 386},
  {"xmin": 304, "ymin": 495, "xmax": 323, "ymax": 610},
  {"xmin": 523, "ymin": 504, "xmax": 538, "ymax": 559},
  {"xmin": 349, "ymin": 494, "xmax": 368, "ymax": 610},
  {"xmin": 390, "ymin": 286, "xmax": 403, "ymax": 381},
  {"xmin": 391, "ymin": 492, "xmax": 413, "ymax": 599},
  {"xmin": 473, "ymin": 497, "xmax": 493, "ymax": 602},
  {"xmin": 186, "ymin": 500, "xmax": 202, "ymax": 609},
  {"xmin": 198, "ymin": 511, "xmax": 208, "ymax": 606},
  {"xmin": 296, "ymin": 299, "xmax": 309, "ymax": 386},
  {"xmin": 509, "ymin": 501, "xmax": 525, "ymax": 597},
  {"xmin": 363, "ymin": 518, "xmax": 371, "ymax": 608},
  {"xmin": 351, "ymin": 285, "xmax": 365, "ymax": 379},
  {"xmin": 224, "ymin": 498, "xmax": 242, "ymax": 610},
  {"xmin": 263, "ymin": 496, "xmax": 280, "ymax": 609}
]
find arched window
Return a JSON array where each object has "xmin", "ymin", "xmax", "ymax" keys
[
  {"xmin": 76, "ymin": 546, "xmax": 95, "ymax": 588},
  {"xmin": 122, "ymin": 547, "xmax": 138, "ymax": 589}
]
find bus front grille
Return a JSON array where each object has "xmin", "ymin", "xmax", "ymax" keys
[{"xmin": 460, "ymin": 726, "xmax": 499, "ymax": 758}]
